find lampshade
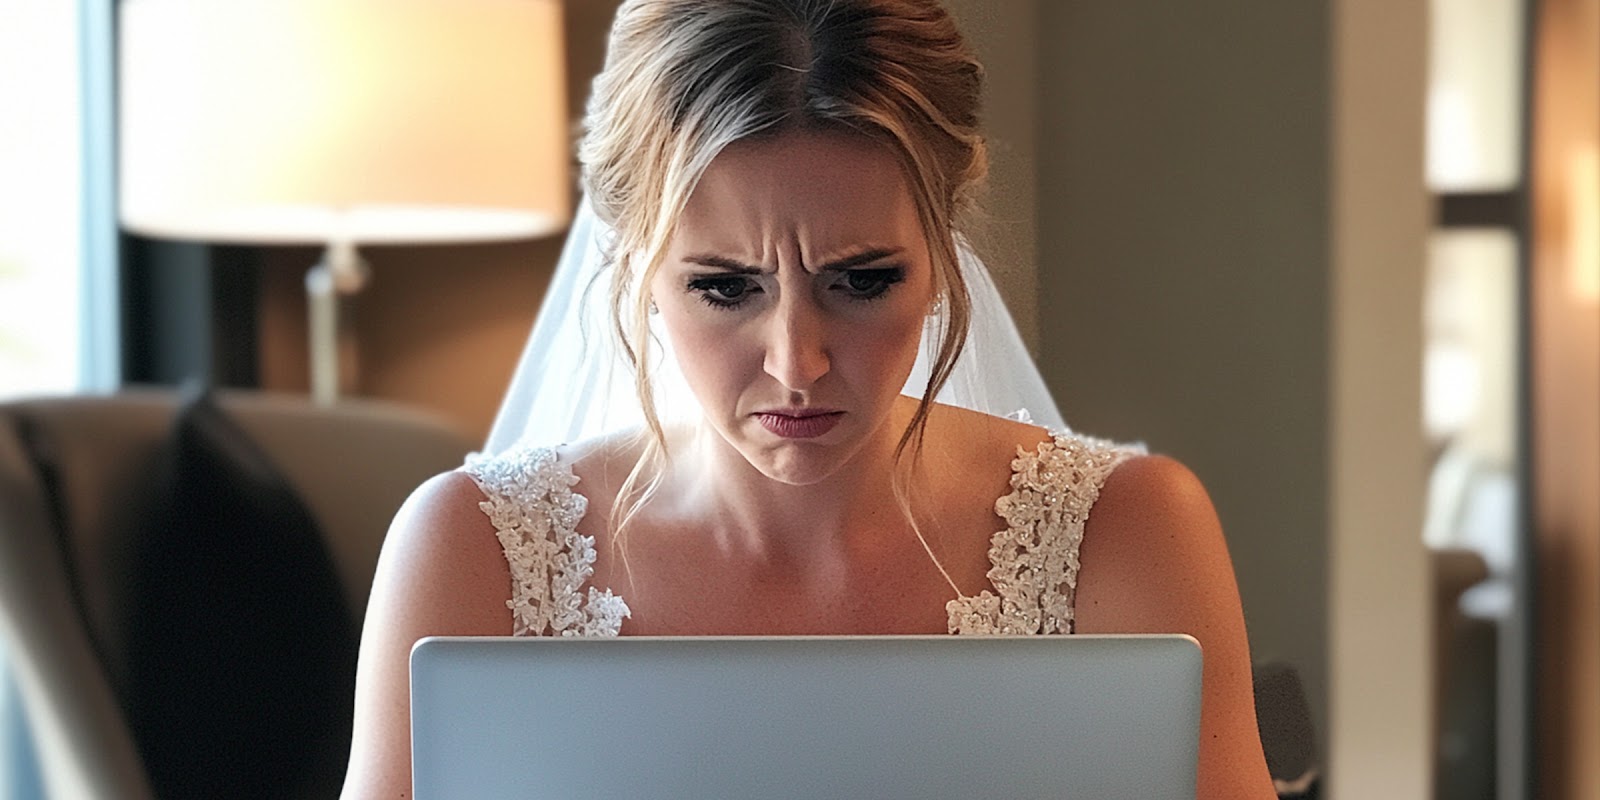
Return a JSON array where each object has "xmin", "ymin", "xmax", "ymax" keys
[{"xmin": 118, "ymin": 0, "xmax": 569, "ymax": 244}]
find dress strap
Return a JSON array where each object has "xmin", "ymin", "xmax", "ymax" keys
[
  {"xmin": 461, "ymin": 447, "xmax": 629, "ymax": 637},
  {"xmin": 947, "ymin": 431, "xmax": 1144, "ymax": 635}
]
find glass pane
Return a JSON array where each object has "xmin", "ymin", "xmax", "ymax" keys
[
  {"xmin": 1423, "ymin": 229, "xmax": 1519, "ymax": 572},
  {"xmin": 1424, "ymin": 228, "xmax": 1522, "ymax": 800},
  {"xmin": 0, "ymin": 3, "xmax": 87, "ymax": 795},
  {"xmin": 1427, "ymin": 0, "xmax": 1525, "ymax": 191},
  {"xmin": 0, "ymin": 1, "xmax": 84, "ymax": 399}
]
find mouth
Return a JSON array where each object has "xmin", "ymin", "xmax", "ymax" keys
[{"xmin": 753, "ymin": 408, "xmax": 845, "ymax": 439}]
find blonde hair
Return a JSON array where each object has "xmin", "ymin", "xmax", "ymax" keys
[{"xmin": 581, "ymin": 0, "xmax": 988, "ymax": 561}]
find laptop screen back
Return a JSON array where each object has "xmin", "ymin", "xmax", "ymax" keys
[{"xmin": 411, "ymin": 634, "xmax": 1201, "ymax": 799}]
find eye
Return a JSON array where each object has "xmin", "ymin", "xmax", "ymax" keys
[
  {"xmin": 686, "ymin": 275, "xmax": 761, "ymax": 309},
  {"xmin": 836, "ymin": 267, "xmax": 906, "ymax": 300}
]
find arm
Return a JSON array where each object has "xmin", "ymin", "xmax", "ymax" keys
[
  {"xmin": 340, "ymin": 471, "xmax": 513, "ymax": 800},
  {"xmin": 1074, "ymin": 454, "xmax": 1277, "ymax": 800}
]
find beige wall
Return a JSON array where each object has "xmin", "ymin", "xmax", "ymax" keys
[
  {"xmin": 941, "ymin": 0, "xmax": 1040, "ymax": 354},
  {"xmin": 1036, "ymin": 0, "xmax": 1342, "ymax": 761},
  {"xmin": 1327, "ymin": 1, "xmax": 1432, "ymax": 796}
]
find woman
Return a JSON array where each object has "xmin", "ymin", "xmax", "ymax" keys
[{"xmin": 341, "ymin": 1, "xmax": 1276, "ymax": 797}]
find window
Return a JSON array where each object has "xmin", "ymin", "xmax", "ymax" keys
[
  {"xmin": 0, "ymin": 2, "xmax": 87, "ymax": 399},
  {"xmin": 1425, "ymin": 0, "xmax": 1532, "ymax": 797},
  {"xmin": 0, "ymin": 1, "xmax": 115, "ymax": 794}
]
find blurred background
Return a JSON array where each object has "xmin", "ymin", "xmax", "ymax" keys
[{"xmin": 1, "ymin": 0, "xmax": 1595, "ymax": 798}]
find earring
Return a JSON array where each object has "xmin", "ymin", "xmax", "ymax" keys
[
  {"xmin": 928, "ymin": 296, "xmax": 944, "ymax": 317},
  {"xmin": 648, "ymin": 299, "xmax": 659, "ymax": 315}
]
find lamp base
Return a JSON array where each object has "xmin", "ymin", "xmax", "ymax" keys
[{"xmin": 305, "ymin": 241, "xmax": 370, "ymax": 405}]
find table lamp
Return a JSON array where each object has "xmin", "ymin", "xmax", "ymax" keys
[{"xmin": 118, "ymin": 0, "xmax": 569, "ymax": 404}]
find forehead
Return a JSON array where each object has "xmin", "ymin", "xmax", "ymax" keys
[{"xmin": 675, "ymin": 128, "xmax": 925, "ymax": 256}]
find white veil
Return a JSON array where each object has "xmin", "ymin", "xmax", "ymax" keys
[{"xmin": 482, "ymin": 196, "xmax": 1067, "ymax": 456}]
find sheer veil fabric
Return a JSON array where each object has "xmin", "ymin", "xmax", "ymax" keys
[{"xmin": 482, "ymin": 196, "xmax": 1069, "ymax": 457}]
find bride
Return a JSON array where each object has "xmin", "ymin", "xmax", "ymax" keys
[{"xmin": 342, "ymin": 1, "xmax": 1275, "ymax": 798}]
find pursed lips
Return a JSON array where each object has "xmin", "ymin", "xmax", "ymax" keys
[{"xmin": 753, "ymin": 407, "xmax": 845, "ymax": 439}]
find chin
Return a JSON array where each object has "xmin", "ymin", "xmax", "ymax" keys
[
  {"xmin": 707, "ymin": 414, "xmax": 883, "ymax": 486},
  {"xmin": 745, "ymin": 442, "xmax": 849, "ymax": 487}
]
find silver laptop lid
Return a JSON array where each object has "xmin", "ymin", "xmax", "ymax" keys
[{"xmin": 411, "ymin": 635, "xmax": 1201, "ymax": 800}]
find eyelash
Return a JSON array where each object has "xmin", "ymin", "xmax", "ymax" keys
[
  {"xmin": 685, "ymin": 267, "xmax": 906, "ymax": 311},
  {"xmin": 686, "ymin": 276, "xmax": 758, "ymax": 310}
]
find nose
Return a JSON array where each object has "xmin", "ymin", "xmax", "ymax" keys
[{"xmin": 763, "ymin": 292, "xmax": 831, "ymax": 391}]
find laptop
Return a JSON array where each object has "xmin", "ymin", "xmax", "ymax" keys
[{"xmin": 410, "ymin": 635, "xmax": 1201, "ymax": 799}]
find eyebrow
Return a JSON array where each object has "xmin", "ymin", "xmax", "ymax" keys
[{"xmin": 682, "ymin": 247, "xmax": 904, "ymax": 274}]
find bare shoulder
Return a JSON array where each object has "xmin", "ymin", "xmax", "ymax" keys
[
  {"xmin": 341, "ymin": 469, "xmax": 512, "ymax": 799},
  {"xmin": 1074, "ymin": 454, "xmax": 1230, "ymax": 633},
  {"xmin": 1090, "ymin": 454, "xmax": 1218, "ymax": 538},
  {"xmin": 379, "ymin": 469, "xmax": 514, "ymax": 616}
]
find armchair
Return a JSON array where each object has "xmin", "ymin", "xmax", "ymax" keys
[{"xmin": 0, "ymin": 389, "xmax": 473, "ymax": 799}]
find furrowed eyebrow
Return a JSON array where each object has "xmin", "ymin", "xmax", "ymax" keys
[
  {"xmin": 681, "ymin": 247, "xmax": 903, "ymax": 274},
  {"xmin": 682, "ymin": 255, "xmax": 764, "ymax": 274},
  {"xmin": 819, "ymin": 248, "xmax": 903, "ymax": 271}
]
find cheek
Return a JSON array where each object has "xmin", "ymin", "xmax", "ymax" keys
[
  {"xmin": 842, "ymin": 303, "xmax": 928, "ymax": 383},
  {"xmin": 657, "ymin": 310, "xmax": 758, "ymax": 404}
]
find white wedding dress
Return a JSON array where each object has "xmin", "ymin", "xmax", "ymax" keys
[{"xmin": 462, "ymin": 428, "xmax": 1142, "ymax": 638}]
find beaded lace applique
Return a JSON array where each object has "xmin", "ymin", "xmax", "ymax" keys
[
  {"xmin": 466, "ymin": 432, "xmax": 1139, "ymax": 638},
  {"xmin": 463, "ymin": 447, "xmax": 630, "ymax": 637},
  {"xmin": 945, "ymin": 432, "xmax": 1142, "ymax": 636}
]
